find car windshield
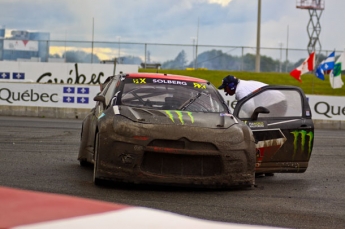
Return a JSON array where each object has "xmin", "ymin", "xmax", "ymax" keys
[{"xmin": 120, "ymin": 77, "xmax": 226, "ymax": 112}]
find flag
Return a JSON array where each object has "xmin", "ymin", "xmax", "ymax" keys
[
  {"xmin": 12, "ymin": 72, "xmax": 25, "ymax": 80},
  {"xmin": 63, "ymin": 87, "xmax": 75, "ymax": 94},
  {"xmin": 77, "ymin": 87, "xmax": 90, "ymax": 94},
  {"xmin": 329, "ymin": 52, "xmax": 344, "ymax": 89},
  {"xmin": 315, "ymin": 51, "xmax": 335, "ymax": 80},
  {"xmin": 77, "ymin": 97, "xmax": 89, "ymax": 104},
  {"xmin": 0, "ymin": 72, "xmax": 10, "ymax": 79},
  {"xmin": 290, "ymin": 52, "xmax": 315, "ymax": 82},
  {"xmin": 63, "ymin": 96, "xmax": 75, "ymax": 103}
]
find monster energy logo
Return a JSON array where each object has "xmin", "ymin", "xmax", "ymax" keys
[
  {"xmin": 291, "ymin": 130, "xmax": 314, "ymax": 159},
  {"xmin": 164, "ymin": 111, "xmax": 194, "ymax": 124}
]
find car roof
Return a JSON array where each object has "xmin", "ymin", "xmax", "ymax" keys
[{"xmin": 125, "ymin": 73, "xmax": 207, "ymax": 83}]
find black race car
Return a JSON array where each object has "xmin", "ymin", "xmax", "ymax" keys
[{"xmin": 78, "ymin": 73, "xmax": 314, "ymax": 188}]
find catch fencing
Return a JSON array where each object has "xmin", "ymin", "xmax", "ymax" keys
[{"xmin": 1, "ymin": 38, "xmax": 340, "ymax": 72}]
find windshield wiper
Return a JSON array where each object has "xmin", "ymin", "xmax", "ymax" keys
[{"xmin": 179, "ymin": 92, "xmax": 202, "ymax": 111}]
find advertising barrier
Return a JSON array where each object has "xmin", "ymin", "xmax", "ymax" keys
[
  {"xmin": 0, "ymin": 61, "xmax": 138, "ymax": 119},
  {"xmin": 0, "ymin": 82, "xmax": 98, "ymax": 109},
  {"xmin": 0, "ymin": 61, "xmax": 343, "ymax": 129},
  {"xmin": 219, "ymin": 91, "xmax": 345, "ymax": 122},
  {"xmin": 0, "ymin": 82, "xmax": 344, "ymax": 123},
  {"xmin": 0, "ymin": 62, "xmax": 138, "ymax": 85}
]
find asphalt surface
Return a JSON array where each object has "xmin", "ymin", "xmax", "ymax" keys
[{"xmin": 0, "ymin": 116, "xmax": 344, "ymax": 229}]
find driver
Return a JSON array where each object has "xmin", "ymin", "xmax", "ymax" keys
[
  {"xmin": 218, "ymin": 75, "xmax": 267, "ymax": 101},
  {"xmin": 218, "ymin": 75, "xmax": 287, "ymax": 117}
]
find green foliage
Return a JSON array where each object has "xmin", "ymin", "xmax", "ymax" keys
[
  {"xmin": 180, "ymin": 49, "xmax": 292, "ymax": 72},
  {"xmin": 117, "ymin": 56, "xmax": 142, "ymax": 65},
  {"xmin": 162, "ymin": 50, "xmax": 188, "ymax": 69},
  {"xmin": 63, "ymin": 50, "xmax": 100, "ymax": 63},
  {"xmin": 139, "ymin": 69, "xmax": 345, "ymax": 96}
]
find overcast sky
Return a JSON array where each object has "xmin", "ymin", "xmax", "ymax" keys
[{"xmin": 1, "ymin": 0, "xmax": 344, "ymax": 62}]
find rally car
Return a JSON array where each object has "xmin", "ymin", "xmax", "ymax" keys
[
  {"xmin": 78, "ymin": 73, "xmax": 256, "ymax": 188},
  {"xmin": 78, "ymin": 72, "xmax": 314, "ymax": 188}
]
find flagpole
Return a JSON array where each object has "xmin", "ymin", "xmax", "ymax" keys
[{"xmin": 331, "ymin": 49, "xmax": 337, "ymax": 92}]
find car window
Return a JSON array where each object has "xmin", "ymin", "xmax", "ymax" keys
[
  {"xmin": 103, "ymin": 78, "xmax": 118, "ymax": 106},
  {"xmin": 238, "ymin": 89, "xmax": 302, "ymax": 118},
  {"xmin": 120, "ymin": 78, "xmax": 226, "ymax": 112}
]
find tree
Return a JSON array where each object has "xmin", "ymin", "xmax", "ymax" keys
[
  {"xmin": 117, "ymin": 56, "xmax": 142, "ymax": 65},
  {"xmin": 49, "ymin": 53, "xmax": 61, "ymax": 58},
  {"xmin": 162, "ymin": 50, "xmax": 187, "ymax": 69},
  {"xmin": 63, "ymin": 50, "xmax": 100, "ymax": 63}
]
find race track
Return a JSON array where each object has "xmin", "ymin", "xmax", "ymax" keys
[{"xmin": 0, "ymin": 116, "xmax": 344, "ymax": 229}]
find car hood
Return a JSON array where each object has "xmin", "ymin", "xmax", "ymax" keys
[{"xmin": 116, "ymin": 106, "xmax": 239, "ymax": 129}]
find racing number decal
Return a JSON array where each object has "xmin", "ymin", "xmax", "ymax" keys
[
  {"xmin": 133, "ymin": 78, "xmax": 146, "ymax": 84},
  {"xmin": 165, "ymin": 111, "xmax": 194, "ymax": 124},
  {"xmin": 193, "ymin": 83, "xmax": 206, "ymax": 89},
  {"xmin": 290, "ymin": 130, "xmax": 314, "ymax": 159}
]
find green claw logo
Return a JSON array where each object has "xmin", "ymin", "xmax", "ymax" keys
[
  {"xmin": 164, "ymin": 111, "xmax": 194, "ymax": 124},
  {"xmin": 291, "ymin": 130, "xmax": 314, "ymax": 159}
]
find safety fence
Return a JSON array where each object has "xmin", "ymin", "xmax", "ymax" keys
[{"xmin": 1, "ymin": 38, "xmax": 340, "ymax": 72}]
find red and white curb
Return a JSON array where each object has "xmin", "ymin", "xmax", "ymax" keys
[{"xmin": 0, "ymin": 186, "xmax": 282, "ymax": 229}]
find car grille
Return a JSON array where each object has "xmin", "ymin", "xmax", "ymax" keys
[
  {"xmin": 141, "ymin": 151, "xmax": 222, "ymax": 177},
  {"xmin": 148, "ymin": 138, "xmax": 218, "ymax": 150}
]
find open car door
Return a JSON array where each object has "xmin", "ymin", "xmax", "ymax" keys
[{"xmin": 233, "ymin": 85, "xmax": 314, "ymax": 174}]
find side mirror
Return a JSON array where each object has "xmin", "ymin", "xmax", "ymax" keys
[
  {"xmin": 250, "ymin": 106, "xmax": 270, "ymax": 120},
  {"xmin": 94, "ymin": 95, "xmax": 106, "ymax": 108}
]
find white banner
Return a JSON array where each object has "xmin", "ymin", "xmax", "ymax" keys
[
  {"xmin": 219, "ymin": 91, "xmax": 345, "ymax": 121},
  {"xmin": 0, "ymin": 62, "xmax": 138, "ymax": 85},
  {"xmin": 0, "ymin": 82, "xmax": 99, "ymax": 108},
  {"xmin": 3, "ymin": 40, "xmax": 39, "ymax": 51},
  {"xmin": 307, "ymin": 95, "xmax": 345, "ymax": 121}
]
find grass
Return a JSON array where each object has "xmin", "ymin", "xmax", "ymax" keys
[{"xmin": 139, "ymin": 69, "xmax": 345, "ymax": 96}]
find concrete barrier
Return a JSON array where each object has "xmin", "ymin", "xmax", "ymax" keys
[{"xmin": 0, "ymin": 106, "xmax": 90, "ymax": 120}]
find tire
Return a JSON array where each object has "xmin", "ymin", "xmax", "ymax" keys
[{"xmin": 79, "ymin": 160, "xmax": 91, "ymax": 167}]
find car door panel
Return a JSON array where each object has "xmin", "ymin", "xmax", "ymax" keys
[{"xmin": 233, "ymin": 86, "xmax": 314, "ymax": 173}]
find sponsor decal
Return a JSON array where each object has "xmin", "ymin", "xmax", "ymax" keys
[
  {"xmin": 77, "ymin": 97, "xmax": 89, "ymax": 104},
  {"xmin": 314, "ymin": 101, "xmax": 345, "ymax": 118},
  {"xmin": 164, "ymin": 111, "xmax": 194, "ymax": 124},
  {"xmin": 248, "ymin": 121, "xmax": 265, "ymax": 128},
  {"xmin": 243, "ymin": 120, "xmax": 266, "ymax": 128},
  {"xmin": 290, "ymin": 130, "xmax": 314, "ymax": 158},
  {"xmin": 133, "ymin": 78, "xmax": 147, "ymax": 84},
  {"xmin": 77, "ymin": 87, "xmax": 90, "ymax": 94},
  {"xmin": 3, "ymin": 39, "xmax": 38, "ymax": 51},
  {"xmin": 62, "ymin": 86, "xmax": 90, "ymax": 104},
  {"xmin": 63, "ymin": 96, "xmax": 74, "ymax": 103},
  {"xmin": 63, "ymin": 87, "xmax": 75, "ymax": 94},
  {"xmin": 12, "ymin": 72, "xmax": 25, "ymax": 80},
  {"xmin": 36, "ymin": 63, "xmax": 106, "ymax": 85},
  {"xmin": 0, "ymin": 72, "xmax": 10, "ymax": 79},
  {"xmin": 193, "ymin": 82, "xmax": 206, "ymax": 89},
  {"xmin": 153, "ymin": 79, "xmax": 187, "ymax": 85},
  {"xmin": 98, "ymin": 113, "xmax": 105, "ymax": 119},
  {"xmin": 220, "ymin": 113, "xmax": 232, "ymax": 117},
  {"xmin": 0, "ymin": 88, "xmax": 58, "ymax": 104},
  {"xmin": 254, "ymin": 129, "xmax": 287, "ymax": 166}
]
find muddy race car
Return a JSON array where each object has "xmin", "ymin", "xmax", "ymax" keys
[{"xmin": 78, "ymin": 73, "xmax": 314, "ymax": 188}]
